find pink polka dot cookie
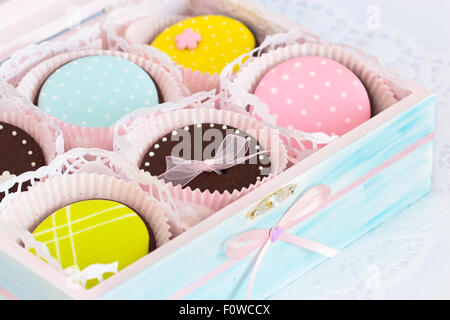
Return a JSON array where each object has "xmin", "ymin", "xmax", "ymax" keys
[{"xmin": 254, "ymin": 56, "xmax": 371, "ymax": 137}]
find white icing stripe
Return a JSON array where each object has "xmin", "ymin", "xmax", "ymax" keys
[
  {"xmin": 34, "ymin": 205, "xmax": 126, "ymax": 237},
  {"xmin": 42, "ymin": 214, "xmax": 137, "ymax": 245},
  {"xmin": 52, "ymin": 212, "xmax": 61, "ymax": 263},
  {"xmin": 66, "ymin": 206, "xmax": 78, "ymax": 266}
]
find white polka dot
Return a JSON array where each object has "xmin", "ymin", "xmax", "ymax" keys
[
  {"xmin": 353, "ymin": 80, "xmax": 359, "ymax": 85},
  {"xmin": 0, "ymin": 125, "xmax": 3, "ymax": 130},
  {"xmin": 259, "ymin": 155, "xmax": 264, "ymax": 160},
  {"xmin": 316, "ymin": 122, "xmax": 323, "ymax": 128},
  {"xmin": 154, "ymin": 144, "xmax": 160, "ymax": 149},
  {"xmin": 172, "ymin": 130, "xmax": 178, "ymax": 135},
  {"xmin": 52, "ymin": 95, "xmax": 58, "ymax": 100},
  {"xmin": 235, "ymin": 130, "xmax": 240, "ymax": 134},
  {"xmin": 99, "ymin": 82, "xmax": 104, "ymax": 87},
  {"xmin": 294, "ymin": 62, "xmax": 302, "ymax": 68},
  {"xmin": 145, "ymin": 162, "xmax": 150, "ymax": 167},
  {"xmin": 87, "ymin": 66, "xmax": 93, "ymax": 70},
  {"xmin": 87, "ymin": 108, "xmax": 93, "ymax": 113},
  {"xmin": 345, "ymin": 118, "xmax": 351, "ymax": 124},
  {"xmin": 341, "ymin": 92, "xmax": 348, "ymax": 99},
  {"xmin": 22, "ymin": 140, "xmax": 27, "ymax": 145},
  {"xmin": 337, "ymin": 69, "xmax": 343, "ymax": 74},
  {"xmin": 222, "ymin": 125, "xmax": 227, "ymax": 129},
  {"xmin": 75, "ymin": 89, "xmax": 81, "ymax": 94},
  {"xmin": 313, "ymin": 94, "xmax": 320, "ymax": 100},
  {"xmin": 282, "ymin": 74, "xmax": 289, "ymax": 80},
  {"xmin": 270, "ymin": 87, "xmax": 278, "ymax": 94},
  {"xmin": 59, "ymin": 83, "xmax": 65, "ymax": 88},
  {"xmin": 330, "ymin": 106, "xmax": 336, "ymax": 112},
  {"xmin": 286, "ymin": 99, "xmax": 293, "ymax": 104},
  {"xmin": 115, "ymin": 88, "xmax": 120, "ymax": 93},
  {"xmin": 109, "ymin": 101, "xmax": 115, "ymax": 106},
  {"xmin": 196, "ymin": 124, "xmax": 202, "ymax": 128},
  {"xmin": 301, "ymin": 109, "xmax": 307, "ymax": 115},
  {"xmin": 124, "ymin": 107, "xmax": 130, "ymax": 112},
  {"xmin": 298, "ymin": 83, "xmax": 305, "ymax": 89},
  {"xmin": 12, "ymin": 131, "xmax": 17, "ymax": 136},
  {"xmin": 184, "ymin": 126, "xmax": 189, "ymax": 131},
  {"xmin": 31, "ymin": 162, "xmax": 36, "ymax": 167},
  {"xmin": 82, "ymin": 77, "xmax": 88, "ymax": 81},
  {"xmin": 28, "ymin": 151, "xmax": 33, "ymax": 155},
  {"xmin": 255, "ymin": 145, "xmax": 260, "ymax": 150},
  {"xmin": 320, "ymin": 59, "xmax": 327, "ymax": 65},
  {"xmin": 358, "ymin": 105, "xmax": 364, "ymax": 110},
  {"xmin": 259, "ymin": 166, "xmax": 263, "ymax": 171},
  {"xmin": 104, "ymin": 115, "xmax": 110, "ymax": 120},
  {"xmin": 92, "ymin": 96, "xmax": 98, "ymax": 100},
  {"xmin": 309, "ymin": 71, "xmax": 316, "ymax": 77},
  {"xmin": 149, "ymin": 152, "xmax": 155, "ymax": 157},
  {"xmin": 130, "ymin": 94, "xmax": 135, "ymax": 100},
  {"xmin": 162, "ymin": 137, "xmax": 168, "ymax": 142},
  {"xmin": 325, "ymin": 81, "xmax": 331, "ymax": 87}
]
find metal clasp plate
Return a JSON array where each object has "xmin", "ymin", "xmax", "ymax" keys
[{"xmin": 246, "ymin": 184, "xmax": 297, "ymax": 219}]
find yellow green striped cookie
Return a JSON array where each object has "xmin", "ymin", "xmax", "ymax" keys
[{"xmin": 32, "ymin": 199, "xmax": 152, "ymax": 289}]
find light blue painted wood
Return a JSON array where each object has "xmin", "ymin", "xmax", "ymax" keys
[
  {"xmin": 99, "ymin": 96, "xmax": 435, "ymax": 300},
  {"xmin": 0, "ymin": 251, "xmax": 71, "ymax": 299},
  {"xmin": 0, "ymin": 96, "xmax": 435, "ymax": 299}
]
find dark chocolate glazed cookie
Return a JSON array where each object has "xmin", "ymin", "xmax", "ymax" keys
[
  {"xmin": 0, "ymin": 122, "xmax": 46, "ymax": 201},
  {"xmin": 139, "ymin": 123, "xmax": 272, "ymax": 193}
]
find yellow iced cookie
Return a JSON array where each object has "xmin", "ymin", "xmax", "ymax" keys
[
  {"xmin": 32, "ymin": 199, "xmax": 151, "ymax": 289},
  {"xmin": 151, "ymin": 15, "xmax": 256, "ymax": 74}
]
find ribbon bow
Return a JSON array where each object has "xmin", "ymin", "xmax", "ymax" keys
[
  {"xmin": 225, "ymin": 185, "xmax": 340, "ymax": 299},
  {"xmin": 158, "ymin": 134, "xmax": 266, "ymax": 187}
]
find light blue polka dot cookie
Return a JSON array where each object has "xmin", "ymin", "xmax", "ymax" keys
[{"xmin": 38, "ymin": 55, "xmax": 160, "ymax": 128}]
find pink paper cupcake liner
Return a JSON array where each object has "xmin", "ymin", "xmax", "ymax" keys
[
  {"xmin": 229, "ymin": 42, "xmax": 398, "ymax": 116},
  {"xmin": 115, "ymin": 108, "xmax": 288, "ymax": 215},
  {"xmin": 0, "ymin": 172, "xmax": 172, "ymax": 247},
  {"xmin": 16, "ymin": 49, "xmax": 187, "ymax": 151},
  {"xmin": 0, "ymin": 111, "xmax": 59, "ymax": 166}
]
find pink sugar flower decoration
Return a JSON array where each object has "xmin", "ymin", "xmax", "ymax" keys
[{"xmin": 175, "ymin": 28, "xmax": 202, "ymax": 50}]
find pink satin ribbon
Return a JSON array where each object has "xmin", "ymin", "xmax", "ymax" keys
[
  {"xmin": 225, "ymin": 184, "xmax": 340, "ymax": 299},
  {"xmin": 159, "ymin": 134, "xmax": 267, "ymax": 187}
]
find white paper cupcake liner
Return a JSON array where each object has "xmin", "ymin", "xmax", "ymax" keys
[
  {"xmin": 16, "ymin": 49, "xmax": 187, "ymax": 151},
  {"xmin": 0, "ymin": 172, "xmax": 171, "ymax": 247},
  {"xmin": 115, "ymin": 108, "xmax": 288, "ymax": 214}
]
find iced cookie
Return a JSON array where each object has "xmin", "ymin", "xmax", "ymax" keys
[{"xmin": 151, "ymin": 15, "xmax": 256, "ymax": 74}]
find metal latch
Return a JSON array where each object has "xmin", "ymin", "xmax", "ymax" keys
[{"xmin": 246, "ymin": 184, "xmax": 297, "ymax": 219}]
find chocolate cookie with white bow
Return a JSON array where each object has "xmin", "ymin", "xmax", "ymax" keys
[{"xmin": 140, "ymin": 123, "xmax": 272, "ymax": 194}]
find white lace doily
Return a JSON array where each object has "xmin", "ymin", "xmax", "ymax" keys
[{"xmin": 252, "ymin": 0, "xmax": 450, "ymax": 300}]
